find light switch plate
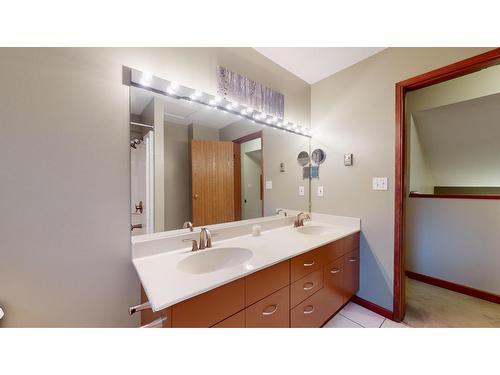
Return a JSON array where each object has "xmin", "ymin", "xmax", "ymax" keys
[
  {"xmin": 265, "ymin": 180, "xmax": 273, "ymax": 190},
  {"xmin": 317, "ymin": 186, "xmax": 324, "ymax": 197},
  {"xmin": 299, "ymin": 186, "xmax": 305, "ymax": 196},
  {"xmin": 372, "ymin": 177, "xmax": 388, "ymax": 191}
]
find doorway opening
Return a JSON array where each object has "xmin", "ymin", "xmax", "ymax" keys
[{"xmin": 394, "ymin": 48, "xmax": 500, "ymax": 325}]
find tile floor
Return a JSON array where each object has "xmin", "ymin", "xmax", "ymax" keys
[{"xmin": 323, "ymin": 301, "xmax": 409, "ymax": 328}]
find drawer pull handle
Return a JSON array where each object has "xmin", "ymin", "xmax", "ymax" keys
[
  {"xmin": 348, "ymin": 258, "xmax": 358, "ymax": 263},
  {"xmin": 303, "ymin": 261, "xmax": 315, "ymax": 267},
  {"xmin": 303, "ymin": 305, "xmax": 315, "ymax": 314},
  {"xmin": 262, "ymin": 304, "xmax": 278, "ymax": 316},
  {"xmin": 140, "ymin": 315, "xmax": 167, "ymax": 328},
  {"xmin": 303, "ymin": 282, "xmax": 315, "ymax": 291},
  {"xmin": 330, "ymin": 268, "xmax": 341, "ymax": 274}
]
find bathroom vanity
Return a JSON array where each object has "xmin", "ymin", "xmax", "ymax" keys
[{"xmin": 132, "ymin": 213, "xmax": 360, "ymax": 328}]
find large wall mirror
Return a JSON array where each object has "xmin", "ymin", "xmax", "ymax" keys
[
  {"xmin": 406, "ymin": 63, "xmax": 500, "ymax": 198},
  {"xmin": 129, "ymin": 69, "xmax": 311, "ymax": 235}
]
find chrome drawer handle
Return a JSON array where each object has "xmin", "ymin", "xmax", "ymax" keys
[
  {"xmin": 330, "ymin": 268, "xmax": 341, "ymax": 274},
  {"xmin": 348, "ymin": 258, "xmax": 358, "ymax": 262},
  {"xmin": 262, "ymin": 304, "xmax": 278, "ymax": 316},
  {"xmin": 129, "ymin": 301, "xmax": 151, "ymax": 315},
  {"xmin": 303, "ymin": 305, "xmax": 315, "ymax": 314},
  {"xmin": 303, "ymin": 282, "xmax": 315, "ymax": 291},
  {"xmin": 303, "ymin": 260, "xmax": 315, "ymax": 267},
  {"xmin": 140, "ymin": 315, "xmax": 167, "ymax": 328}
]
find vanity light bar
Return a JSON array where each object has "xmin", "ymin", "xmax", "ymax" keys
[{"xmin": 130, "ymin": 68, "xmax": 312, "ymax": 138}]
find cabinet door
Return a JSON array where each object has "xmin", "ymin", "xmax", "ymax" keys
[
  {"xmin": 245, "ymin": 286, "xmax": 290, "ymax": 328},
  {"xmin": 290, "ymin": 290, "xmax": 330, "ymax": 328},
  {"xmin": 343, "ymin": 249, "xmax": 360, "ymax": 301},
  {"xmin": 323, "ymin": 258, "xmax": 344, "ymax": 316},
  {"xmin": 172, "ymin": 278, "xmax": 245, "ymax": 327},
  {"xmin": 212, "ymin": 311, "xmax": 245, "ymax": 328},
  {"xmin": 290, "ymin": 269, "xmax": 323, "ymax": 308},
  {"xmin": 245, "ymin": 260, "xmax": 289, "ymax": 306}
]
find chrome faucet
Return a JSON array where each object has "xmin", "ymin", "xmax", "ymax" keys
[
  {"xmin": 294, "ymin": 212, "xmax": 311, "ymax": 227},
  {"xmin": 276, "ymin": 208, "xmax": 287, "ymax": 216},
  {"xmin": 199, "ymin": 227, "xmax": 212, "ymax": 250},
  {"xmin": 183, "ymin": 221, "xmax": 194, "ymax": 232}
]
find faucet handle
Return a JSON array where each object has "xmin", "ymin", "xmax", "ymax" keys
[
  {"xmin": 183, "ymin": 239, "xmax": 199, "ymax": 251},
  {"xmin": 182, "ymin": 221, "xmax": 194, "ymax": 232}
]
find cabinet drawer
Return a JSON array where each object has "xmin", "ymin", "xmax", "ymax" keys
[
  {"xmin": 212, "ymin": 310, "xmax": 245, "ymax": 328},
  {"xmin": 320, "ymin": 239, "xmax": 345, "ymax": 263},
  {"xmin": 345, "ymin": 232, "xmax": 360, "ymax": 252},
  {"xmin": 140, "ymin": 286, "xmax": 171, "ymax": 328},
  {"xmin": 172, "ymin": 278, "xmax": 245, "ymax": 327},
  {"xmin": 290, "ymin": 248, "xmax": 323, "ymax": 283},
  {"xmin": 290, "ymin": 269, "xmax": 323, "ymax": 308},
  {"xmin": 323, "ymin": 258, "xmax": 344, "ymax": 315},
  {"xmin": 290, "ymin": 290, "xmax": 330, "ymax": 328},
  {"xmin": 245, "ymin": 286, "xmax": 290, "ymax": 328},
  {"xmin": 245, "ymin": 260, "xmax": 290, "ymax": 306}
]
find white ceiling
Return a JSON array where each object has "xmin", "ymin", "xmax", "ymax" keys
[
  {"xmin": 413, "ymin": 92, "xmax": 500, "ymax": 186},
  {"xmin": 253, "ymin": 47, "xmax": 386, "ymax": 84}
]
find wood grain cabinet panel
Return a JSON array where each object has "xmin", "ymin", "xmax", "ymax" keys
[
  {"xmin": 212, "ymin": 310, "xmax": 245, "ymax": 328},
  {"xmin": 320, "ymin": 239, "xmax": 345, "ymax": 264},
  {"xmin": 343, "ymin": 248, "xmax": 360, "ymax": 302},
  {"xmin": 172, "ymin": 278, "xmax": 245, "ymax": 327},
  {"xmin": 290, "ymin": 269, "xmax": 323, "ymax": 308},
  {"xmin": 290, "ymin": 290, "xmax": 330, "ymax": 328},
  {"xmin": 322, "ymin": 258, "xmax": 344, "ymax": 315},
  {"xmin": 245, "ymin": 260, "xmax": 290, "ymax": 306},
  {"xmin": 245, "ymin": 286, "xmax": 290, "ymax": 328},
  {"xmin": 345, "ymin": 233, "xmax": 360, "ymax": 253},
  {"xmin": 290, "ymin": 248, "xmax": 323, "ymax": 283}
]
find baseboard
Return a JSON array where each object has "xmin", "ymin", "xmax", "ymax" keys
[
  {"xmin": 406, "ymin": 270, "xmax": 500, "ymax": 305},
  {"xmin": 351, "ymin": 295, "xmax": 394, "ymax": 320}
]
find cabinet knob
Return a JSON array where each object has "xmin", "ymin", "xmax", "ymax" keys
[
  {"xmin": 262, "ymin": 304, "xmax": 278, "ymax": 316},
  {"xmin": 303, "ymin": 282, "xmax": 315, "ymax": 291},
  {"xmin": 303, "ymin": 305, "xmax": 315, "ymax": 314},
  {"xmin": 194, "ymin": 193, "xmax": 199, "ymax": 199},
  {"xmin": 303, "ymin": 260, "xmax": 315, "ymax": 267}
]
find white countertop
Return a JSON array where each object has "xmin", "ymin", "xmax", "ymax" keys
[{"xmin": 132, "ymin": 213, "xmax": 360, "ymax": 312}]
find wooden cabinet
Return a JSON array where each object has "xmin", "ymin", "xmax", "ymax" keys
[
  {"xmin": 290, "ymin": 269, "xmax": 323, "ymax": 308},
  {"xmin": 212, "ymin": 311, "xmax": 245, "ymax": 328},
  {"xmin": 171, "ymin": 278, "xmax": 245, "ymax": 327},
  {"xmin": 245, "ymin": 286, "xmax": 290, "ymax": 327},
  {"xmin": 140, "ymin": 287, "xmax": 171, "ymax": 328},
  {"xmin": 322, "ymin": 258, "xmax": 344, "ymax": 314},
  {"xmin": 141, "ymin": 231, "xmax": 360, "ymax": 328},
  {"xmin": 343, "ymin": 248, "xmax": 360, "ymax": 302},
  {"xmin": 290, "ymin": 247, "xmax": 324, "ymax": 282},
  {"xmin": 245, "ymin": 260, "xmax": 289, "ymax": 306}
]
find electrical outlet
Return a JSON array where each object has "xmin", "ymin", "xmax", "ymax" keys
[
  {"xmin": 265, "ymin": 180, "xmax": 273, "ymax": 190},
  {"xmin": 299, "ymin": 186, "xmax": 305, "ymax": 196},
  {"xmin": 372, "ymin": 177, "xmax": 388, "ymax": 191},
  {"xmin": 317, "ymin": 186, "xmax": 324, "ymax": 197},
  {"xmin": 344, "ymin": 153, "xmax": 353, "ymax": 166}
]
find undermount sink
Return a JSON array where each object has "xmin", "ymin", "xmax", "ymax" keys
[
  {"xmin": 177, "ymin": 247, "xmax": 253, "ymax": 274},
  {"xmin": 295, "ymin": 225, "xmax": 336, "ymax": 236}
]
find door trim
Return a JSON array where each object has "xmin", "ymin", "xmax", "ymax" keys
[
  {"xmin": 233, "ymin": 131, "xmax": 264, "ymax": 218},
  {"xmin": 393, "ymin": 48, "xmax": 500, "ymax": 322}
]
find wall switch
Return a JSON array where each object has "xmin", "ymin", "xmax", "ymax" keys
[
  {"xmin": 265, "ymin": 180, "xmax": 273, "ymax": 190},
  {"xmin": 372, "ymin": 177, "xmax": 388, "ymax": 191},
  {"xmin": 344, "ymin": 153, "xmax": 353, "ymax": 166},
  {"xmin": 299, "ymin": 186, "xmax": 305, "ymax": 196},
  {"xmin": 317, "ymin": 186, "xmax": 324, "ymax": 197}
]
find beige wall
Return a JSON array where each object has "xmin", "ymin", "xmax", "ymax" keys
[
  {"xmin": 0, "ymin": 47, "xmax": 310, "ymax": 327},
  {"xmin": 310, "ymin": 48, "xmax": 491, "ymax": 310}
]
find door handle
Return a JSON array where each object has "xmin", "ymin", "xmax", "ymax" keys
[
  {"xmin": 262, "ymin": 304, "xmax": 278, "ymax": 316},
  {"xmin": 303, "ymin": 282, "xmax": 315, "ymax": 291},
  {"xmin": 303, "ymin": 305, "xmax": 315, "ymax": 314},
  {"xmin": 303, "ymin": 261, "xmax": 315, "ymax": 267},
  {"xmin": 330, "ymin": 268, "xmax": 341, "ymax": 274}
]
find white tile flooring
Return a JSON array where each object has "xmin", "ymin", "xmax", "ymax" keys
[{"xmin": 323, "ymin": 301, "xmax": 409, "ymax": 328}]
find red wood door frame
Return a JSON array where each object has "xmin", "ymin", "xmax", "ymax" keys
[{"xmin": 393, "ymin": 48, "xmax": 500, "ymax": 322}]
